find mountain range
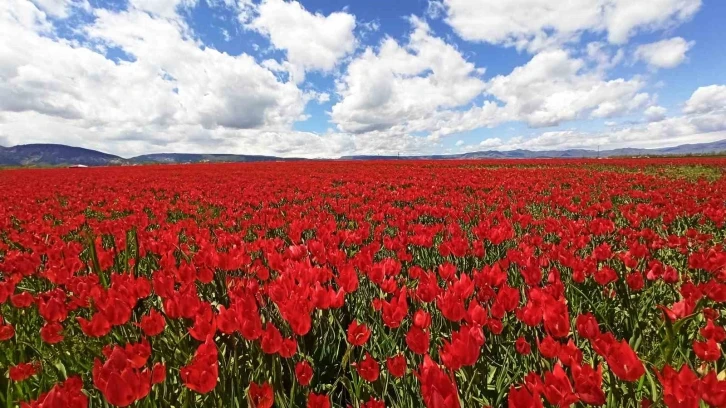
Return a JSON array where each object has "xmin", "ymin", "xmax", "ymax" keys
[{"xmin": 1, "ymin": 139, "xmax": 726, "ymax": 167}]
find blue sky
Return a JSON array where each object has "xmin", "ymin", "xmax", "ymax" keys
[{"xmin": 1, "ymin": 0, "xmax": 725, "ymax": 157}]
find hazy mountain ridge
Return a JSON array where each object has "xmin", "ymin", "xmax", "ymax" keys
[
  {"xmin": 130, "ymin": 153, "xmax": 301, "ymax": 164},
  {"xmin": 1, "ymin": 139, "xmax": 726, "ymax": 167},
  {"xmin": 342, "ymin": 140, "xmax": 726, "ymax": 160},
  {"xmin": 0, "ymin": 144, "xmax": 127, "ymax": 166}
]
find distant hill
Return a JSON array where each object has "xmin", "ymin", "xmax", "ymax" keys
[
  {"xmin": 0, "ymin": 145, "xmax": 302, "ymax": 167},
  {"xmin": 130, "ymin": 153, "xmax": 300, "ymax": 164},
  {"xmin": 1, "ymin": 139, "xmax": 726, "ymax": 167},
  {"xmin": 0, "ymin": 144, "xmax": 127, "ymax": 166},
  {"xmin": 341, "ymin": 139, "xmax": 726, "ymax": 160}
]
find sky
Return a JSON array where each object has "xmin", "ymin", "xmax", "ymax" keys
[{"xmin": 1, "ymin": 0, "xmax": 726, "ymax": 158}]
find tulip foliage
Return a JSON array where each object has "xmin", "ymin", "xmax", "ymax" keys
[{"xmin": 1, "ymin": 159, "xmax": 725, "ymax": 407}]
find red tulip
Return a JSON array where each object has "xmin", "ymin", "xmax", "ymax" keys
[
  {"xmin": 9, "ymin": 362, "xmax": 41, "ymax": 382},
  {"xmin": 40, "ymin": 322, "xmax": 64, "ymax": 344},
  {"xmin": 295, "ymin": 361, "xmax": 313, "ymax": 386},
  {"xmin": 405, "ymin": 326, "xmax": 429, "ymax": 355},
  {"xmin": 508, "ymin": 385, "xmax": 543, "ymax": 408},
  {"xmin": 138, "ymin": 309, "xmax": 165, "ymax": 336},
  {"xmin": 693, "ymin": 339, "xmax": 721, "ymax": 362},
  {"xmin": 542, "ymin": 364, "xmax": 579, "ymax": 407},
  {"xmin": 355, "ymin": 352, "xmax": 380, "ymax": 382},
  {"xmin": 180, "ymin": 336, "xmax": 218, "ymax": 394},
  {"xmin": 515, "ymin": 337, "xmax": 531, "ymax": 355},
  {"xmin": 537, "ymin": 336, "xmax": 560, "ymax": 359},
  {"xmin": 417, "ymin": 355, "xmax": 460, "ymax": 408},
  {"xmin": 657, "ymin": 365, "xmax": 702, "ymax": 408},
  {"xmin": 10, "ymin": 291, "xmax": 34, "ymax": 308},
  {"xmin": 386, "ymin": 354, "xmax": 406, "ymax": 378},
  {"xmin": 413, "ymin": 309, "xmax": 432, "ymax": 329},
  {"xmin": 604, "ymin": 339, "xmax": 645, "ymax": 382},
  {"xmin": 361, "ymin": 397, "xmax": 385, "ymax": 408},
  {"xmin": 93, "ymin": 341, "xmax": 154, "ymax": 406},
  {"xmin": 20, "ymin": 376, "xmax": 87, "ymax": 408},
  {"xmin": 261, "ymin": 323, "xmax": 283, "ymax": 355},
  {"xmin": 572, "ymin": 363, "xmax": 605, "ymax": 406},
  {"xmin": 347, "ymin": 320, "xmax": 371, "ymax": 346},
  {"xmin": 575, "ymin": 313, "xmax": 600, "ymax": 340},
  {"xmin": 248, "ymin": 382, "xmax": 274, "ymax": 408},
  {"xmin": 77, "ymin": 313, "xmax": 111, "ymax": 338},
  {"xmin": 151, "ymin": 363, "xmax": 166, "ymax": 385},
  {"xmin": 307, "ymin": 393, "xmax": 330, "ymax": 408},
  {"xmin": 0, "ymin": 321, "xmax": 15, "ymax": 341}
]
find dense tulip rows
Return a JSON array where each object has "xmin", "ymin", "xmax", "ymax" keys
[{"xmin": 1, "ymin": 159, "xmax": 725, "ymax": 407}]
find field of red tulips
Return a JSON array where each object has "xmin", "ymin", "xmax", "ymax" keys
[{"xmin": 1, "ymin": 159, "xmax": 725, "ymax": 408}]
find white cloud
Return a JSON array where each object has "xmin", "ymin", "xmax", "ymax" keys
[
  {"xmin": 605, "ymin": 0, "xmax": 701, "ymax": 44},
  {"xmin": 2, "ymin": 0, "xmax": 722, "ymax": 158},
  {"xmin": 644, "ymin": 105, "xmax": 667, "ymax": 122},
  {"xmin": 332, "ymin": 42, "xmax": 651, "ymax": 142},
  {"xmin": 360, "ymin": 20, "xmax": 380, "ymax": 33},
  {"xmin": 634, "ymin": 37, "xmax": 693, "ymax": 69},
  {"xmin": 683, "ymin": 85, "xmax": 726, "ymax": 114},
  {"xmin": 585, "ymin": 42, "xmax": 624, "ymax": 72},
  {"xmin": 409, "ymin": 48, "xmax": 651, "ymax": 139},
  {"xmin": 417, "ymin": 101, "xmax": 504, "ymax": 140},
  {"xmin": 0, "ymin": 111, "xmax": 360, "ymax": 158},
  {"xmin": 479, "ymin": 137, "xmax": 503, "ymax": 148},
  {"xmin": 441, "ymin": 0, "xmax": 701, "ymax": 51},
  {"xmin": 455, "ymin": 139, "xmax": 464, "ymax": 146},
  {"xmin": 0, "ymin": 0, "xmax": 336, "ymax": 156},
  {"xmin": 466, "ymin": 84, "xmax": 726, "ymax": 153},
  {"xmin": 331, "ymin": 17, "xmax": 486, "ymax": 134},
  {"xmin": 316, "ymin": 92, "xmax": 330, "ymax": 103},
  {"xmin": 29, "ymin": 0, "xmax": 89, "ymax": 19},
  {"xmin": 426, "ymin": 0, "xmax": 446, "ymax": 19},
  {"xmin": 0, "ymin": 1, "xmax": 444, "ymax": 158},
  {"xmin": 2, "ymin": 0, "xmax": 53, "ymax": 32},
  {"xmin": 128, "ymin": 0, "xmax": 198, "ymax": 19},
  {"xmin": 486, "ymin": 49, "xmax": 649, "ymax": 127},
  {"xmin": 85, "ymin": 8, "xmax": 305, "ymax": 129},
  {"xmin": 468, "ymin": 110, "xmax": 726, "ymax": 153},
  {"xmin": 248, "ymin": 0, "xmax": 356, "ymax": 83}
]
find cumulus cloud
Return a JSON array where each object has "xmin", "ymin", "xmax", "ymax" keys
[
  {"xmin": 585, "ymin": 42, "xmax": 624, "ymax": 72},
  {"xmin": 0, "ymin": 111, "xmax": 362, "ymax": 157},
  {"xmin": 128, "ymin": 0, "xmax": 199, "ymax": 18},
  {"xmin": 474, "ymin": 124, "xmax": 725, "ymax": 153},
  {"xmin": 331, "ymin": 17, "xmax": 486, "ymax": 134},
  {"xmin": 634, "ymin": 37, "xmax": 693, "ymax": 69},
  {"xmin": 1, "ymin": 0, "xmax": 720, "ymax": 158},
  {"xmin": 467, "ymin": 100, "xmax": 726, "ymax": 153},
  {"xmin": 0, "ymin": 0, "xmax": 444, "ymax": 158},
  {"xmin": 409, "ymin": 47, "xmax": 652, "ymax": 140},
  {"xmin": 422, "ymin": 102, "xmax": 505, "ymax": 140},
  {"xmin": 683, "ymin": 85, "xmax": 726, "ymax": 114},
  {"xmin": 487, "ymin": 49, "xmax": 649, "ymax": 127},
  {"xmin": 248, "ymin": 0, "xmax": 357, "ymax": 83},
  {"xmin": 2, "ymin": 0, "xmax": 54, "ymax": 32},
  {"xmin": 332, "ymin": 37, "xmax": 651, "ymax": 142},
  {"xmin": 30, "ymin": 0, "xmax": 90, "ymax": 19},
  {"xmin": 0, "ymin": 0, "xmax": 338, "ymax": 156},
  {"xmin": 440, "ymin": 0, "xmax": 701, "ymax": 51},
  {"xmin": 644, "ymin": 105, "xmax": 667, "ymax": 122},
  {"xmin": 479, "ymin": 137, "xmax": 503, "ymax": 148},
  {"xmin": 89, "ymin": 8, "xmax": 306, "ymax": 129}
]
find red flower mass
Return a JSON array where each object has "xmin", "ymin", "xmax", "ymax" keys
[{"xmin": 1, "ymin": 159, "xmax": 725, "ymax": 407}]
